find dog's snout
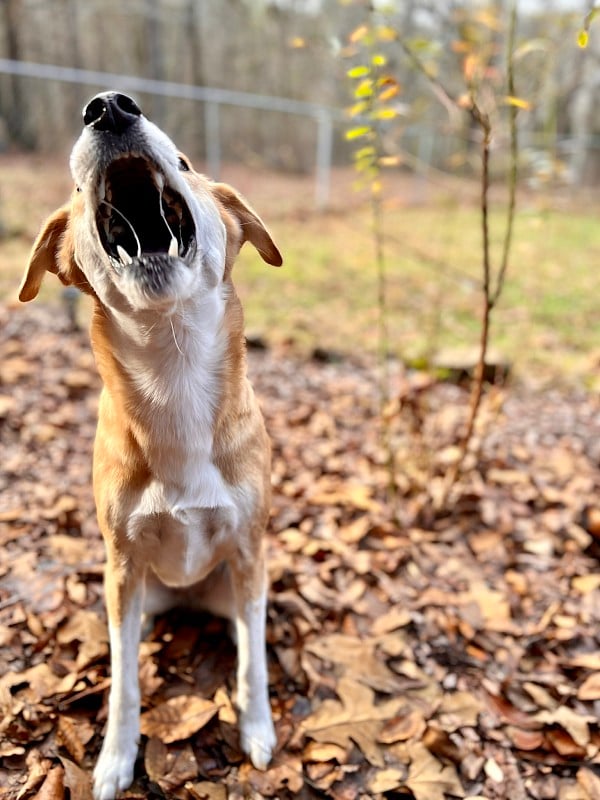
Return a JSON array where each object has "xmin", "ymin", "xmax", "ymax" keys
[{"xmin": 83, "ymin": 92, "xmax": 142, "ymax": 134}]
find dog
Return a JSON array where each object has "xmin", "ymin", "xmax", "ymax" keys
[{"xmin": 19, "ymin": 91, "xmax": 282, "ymax": 800}]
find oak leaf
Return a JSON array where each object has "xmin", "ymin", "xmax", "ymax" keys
[
  {"xmin": 306, "ymin": 634, "xmax": 404, "ymax": 692},
  {"xmin": 404, "ymin": 744, "xmax": 464, "ymax": 800},
  {"xmin": 300, "ymin": 677, "xmax": 405, "ymax": 766},
  {"xmin": 140, "ymin": 695, "xmax": 219, "ymax": 744}
]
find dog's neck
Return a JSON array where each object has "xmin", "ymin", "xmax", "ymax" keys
[{"xmin": 89, "ymin": 284, "xmax": 245, "ymax": 496}]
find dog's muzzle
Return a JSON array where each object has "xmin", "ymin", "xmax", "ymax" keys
[{"xmin": 83, "ymin": 92, "xmax": 196, "ymax": 284}]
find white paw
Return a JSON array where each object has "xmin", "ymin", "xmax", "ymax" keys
[
  {"xmin": 240, "ymin": 713, "xmax": 277, "ymax": 770},
  {"xmin": 93, "ymin": 741, "xmax": 138, "ymax": 800}
]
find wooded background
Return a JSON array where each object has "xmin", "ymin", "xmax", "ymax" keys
[{"xmin": 0, "ymin": 0, "xmax": 598, "ymax": 185}]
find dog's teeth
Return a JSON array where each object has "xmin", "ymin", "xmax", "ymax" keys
[
  {"xmin": 99, "ymin": 176, "xmax": 105, "ymax": 200},
  {"xmin": 107, "ymin": 185, "xmax": 113, "ymax": 202},
  {"xmin": 155, "ymin": 172, "xmax": 165, "ymax": 191},
  {"xmin": 168, "ymin": 237, "xmax": 178, "ymax": 258},
  {"xmin": 117, "ymin": 245, "xmax": 133, "ymax": 266}
]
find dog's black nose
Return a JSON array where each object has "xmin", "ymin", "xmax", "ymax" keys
[{"xmin": 83, "ymin": 92, "xmax": 142, "ymax": 134}]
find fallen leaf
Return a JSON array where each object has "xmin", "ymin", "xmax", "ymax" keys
[
  {"xmin": 534, "ymin": 706, "xmax": 593, "ymax": 748},
  {"xmin": 367, "ymin": 767, "xmax": 405, "ymax": 793},
  {"xmin": 306, "ymin": 634, "xmax": 404, "ymax": 692},
  {"xmin": 186, "ymin": 782, "xmax": 227, "ymax": 800},
  {"xmin": 507, "ymin": 726, "xmax": 545, "ymax": 751},
  {"xmin": 577, "ymin": 767, "xmax": 600, "ymax": 800},
  {"xmin": 371, "ymin": 606, "xmax": 412, "ymax": 635},
  {"xmin": 303, "ymin": 741, "xmax": 348, "ymax": 762},
  {"xmin": 59, "ymin": 757, "xmax": 93, "ymax": 800},
  {"xmin": 145, "ymin": 736, "xmax": 168, "ymax": 783},
  {"xmin": 301, "ymin": 677, "xmax": 405, "ymax": 766},
  {"xmin": 239, "ymin": 756, "xmax": 304, "ymax": 795},
  {"xmin": 572, "ymin": 574, "xmax": 600, "ymax": 594},
  {"xmin": 378, "ymin": 710, "xmax": 427, "ymax": 744},
  {"xmin": 437, "ymin": 691, "xmax": 482, "ymax": 730},
  {"xmin": 578, "ymin": 673, "xmax": 600, "ymax": 701},
  {"xmin": 31, "ymin": 766, "xmax": 64, "ymax": 800},
  {"xmin": 140, "ymin": 695, "xmax": 219, "ymax": 744},
  {"xmin": 404, "ymin": 743, "xmax": 464, "ymax": 800}
]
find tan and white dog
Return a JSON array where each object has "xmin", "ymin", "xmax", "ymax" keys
[{"xmin": 19, "ymin": 92, "xmax": 282, "ymax": 800}]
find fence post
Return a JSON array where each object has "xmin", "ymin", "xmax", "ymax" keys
[
  {"xmin": 315, "ymin": 109, "xmax": 333, "ymax": 209},
  {"xmin": 204, "ymin": 100, "xmax": 221, "ymax": 180}
]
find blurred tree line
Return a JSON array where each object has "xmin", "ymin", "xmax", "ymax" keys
[{"xmin": 0, "ymin": 0, "xmax": 598, "ymax": 184}]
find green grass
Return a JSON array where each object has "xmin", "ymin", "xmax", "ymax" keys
[
  {"xmin": 2, "ymin": 154, "xmax": 599, "ymax": 387},
  {"xmin": 236, "ymin": 198, "xmax": 600, "ymax": 386}
]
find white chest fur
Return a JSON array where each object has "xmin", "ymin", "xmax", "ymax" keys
[{"xmin": 109, "ymin": 289, "xmax": 242, "ymax": 585}]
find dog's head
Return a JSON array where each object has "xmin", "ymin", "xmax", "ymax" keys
[{"xmin": 19, "ymin": 92, "xmax": 282, "ymax": 311}]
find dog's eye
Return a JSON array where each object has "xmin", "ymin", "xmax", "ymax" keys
[{"xmin": 178, "ymin": 157, "xmax": 190, "ymax": 172}]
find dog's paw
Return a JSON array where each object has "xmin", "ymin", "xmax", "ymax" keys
[
  {"xmin": 93, "ymin": 743, "xmax": 137, "ymax": 800},
  {"xmin": 240, "ymin": 713, "xmax": 277, "ymax": 771}
]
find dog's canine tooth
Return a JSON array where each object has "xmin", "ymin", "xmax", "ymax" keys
[
  {"xmin": 168, "ymin": 237, "xmax": 178, "ymax": 258},
  {"xmin": 155, "ymin": 171, "xmax": 165, "ymax": 192},
  {"xmin": 117, "ymin": 244, "xmax": 133, "ymax": 266},
  {"xmin": 99, "ymin": 175, "xmax": 106, "ymax": 200}
]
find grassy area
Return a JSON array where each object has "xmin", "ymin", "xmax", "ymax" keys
[
  {"xmin": 2, "ymin": 154, "xmax": 599, "ymax": 387},
  {"xmin": 237, "ymin": 196, "xmax": 600, "ymax": 387}
]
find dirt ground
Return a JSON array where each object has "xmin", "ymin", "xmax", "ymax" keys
[{"xmin": 2, "ymin": 299, "xmax": 600, "ymax": 799}]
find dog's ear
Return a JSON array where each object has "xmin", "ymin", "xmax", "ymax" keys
[
  {"xmin": 19, "ymin": 206, "xmax": 75, "ymax": 302},
  {"xmin": 211, "ymin": 183, "xmax": 282, "ymax": 267}
]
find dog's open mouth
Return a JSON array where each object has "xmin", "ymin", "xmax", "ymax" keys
[{"xmin": 96, "ymin": 156, "xmax": 195, "ymax": 271}]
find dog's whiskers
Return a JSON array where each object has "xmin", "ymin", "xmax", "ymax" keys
[
  {"xmin": 158, "ymin": 187, "xmax": 180, "ymax": 258},
  {"xmin": 101, "ymin": 199, "xmax": 142, "ymax": 258},
  {"xmin": 169, "ymin": 310, "xmax": 185, "ymax": 357}
]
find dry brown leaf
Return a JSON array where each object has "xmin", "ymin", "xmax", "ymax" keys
[
  {"xmin": 378, "ymin": 710, "xmax": 427, "ymax": 744},
  {"xmin": 2, "ymin": 663, "xmax": 77, "ymax": 703},
  {"xmin": 506, "ymin": 726, "xmax": 545, "ymax": 751},
  {"xmin": 485, "ymin": 691, "xmax": 541, "ymax": 729},
  {"xmin": 31, "ymin": 766, "xmax": 64, "ymax": 800},
  {"xmin": 569, "ymin": 653, "xmax": 600, "ymax": 670},
  {"xmin": 371, "ymin": 606, "xmax": 412, "ymax": 636},
  {"xmin": 186, "ymin": 782, "xmax": 227, "ymax": 800},
  {"xmin": 239, "ymin": 756, "xmax": 304, "ymax": 796},
  {"xmin": 578, "ymin": 673, "xmax": 600, "ymax": 701},
  {"xmin": 59, "ymin": 757, "xmax": 93, "ymax": 800},
  {"xmin": 301, "ymin": 677, "xmax": 404, "ymax": 767},
  {"xmin": 145, "ymin": 736, "xmax": 168, "ymax": 783},
  {"xmin": 303, "ymin": 741, "xmax": 348, "ymax": 763},
  {"xmin": 57, "ymin": 716, "xmax": 86, "ymax": 765},
  {"xmin": 572, "ymin": 575, "xmax": 600, "ymax": 594},
  {"xmin": 367, "ymin": 767, "xmax": 405, "ymax": 793},
  {"xmin": 17, "ymin": 750, "xmax": 53, "ymax": 800},
  {"xmin": 158, "ymin": 743, "xmax": 199, "ymax": 793},
  {"xmin": 214, "ymin": 686, "xmax": 237, "ymax": 724},
  {"xmin": 307, "ymin": 481, "xmax": 382, "ymax": 512},
  {"xmin": 547, "ymin": 728, "xmax": 587, "ymax": 758},
  {"xmin": 523, "ymin": 681, "xmax": 557, "ymax": 710},
  {"xmin": 577, "ymin": 767, "xmax": 600, "ymax": 800},
  {"xmin": 306, "ymin": 634, "xmax": 404, "ymax": 692},
  {"xmin": 140, "ymin": 695, "xmax": 219, "ymax": 744},
  {"xmin": 405, "ymin": 743, "xmax": 464, "ymax": 800},
  {"xmin": 534, "ymin": 706, "xmax": 594, "ymax": 748},
  {"xmin": 437, "ymin": 691, "xmax": 482, "ymax": 730},
  {"xmin": 57, "ymin": 609, "xmax": 108, "ymax": 645}
]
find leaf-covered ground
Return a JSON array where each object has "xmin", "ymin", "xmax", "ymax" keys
[{"xmin": 1, "ymin": 301, "xmax": 600, "ymax": 800}]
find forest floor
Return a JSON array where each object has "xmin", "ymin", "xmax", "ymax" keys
[{"xmin": 2, "ymin": 301, "xmax": 600, "ymax": 800}]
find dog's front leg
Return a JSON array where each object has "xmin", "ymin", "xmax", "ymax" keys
[
  {"xmin": 230, "ymin": 548, "xmax": 276, "ymax": 770},
  {"xmin": 93, "ymin": 550, "xmax": 144, "ymax": 800}
]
